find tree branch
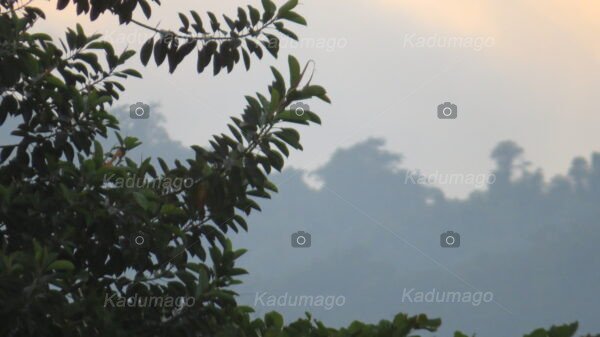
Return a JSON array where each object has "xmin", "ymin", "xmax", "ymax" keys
[{"xmin": 129, "ymin": 17, "xmax": 276, "ymax": 42}]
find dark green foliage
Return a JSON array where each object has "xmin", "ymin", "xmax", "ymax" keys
[
  {"xmin": 131, "ymin": 0, "xmax": 306, "ymax": 74},
  {"xmin": 0, "ymin": 1, "xmax": 592, "ymax": 337},
  {"xmin": 0, "ymin": 1, "xmax": 329, "ymax": 335},
  {"xmin": 46, "ymin": 0, "xmax": 306, "ymax": 74}
]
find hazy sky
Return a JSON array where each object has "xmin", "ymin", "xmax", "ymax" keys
[{"xmin": 34, "ymin": 0, "xmax": 600, "ymax": 197}]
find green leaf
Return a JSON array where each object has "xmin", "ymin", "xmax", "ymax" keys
[
  {"xmin": 267, "ymin": 149, "xmax": 284, "ymax": 171},
  {"xmin": 121, "ymin": 69, "xmax": 142, "ymax": 78},
  {"xmin": 280, "ymin": 11, "xmax": 307, "ymax": 25},
  {"xmin": 288, "ymin": 55, "xmax": 301, "ymax": 87},
  {"xmin": 207, "ymin": 11, "xmax": 220, "ymax": 32},
  {"xmin": 223, "ymin": 15, "xmax": 236, "ymax": 31},
  {"xmin": 303, "ymin": 85, "xmax": 327, "ymax": 96},
  {"xmin": 139, "ymin": 0, "xmax": 152, "ymax": 18},
  {"xmin": 276, "ymin": 110, "xmax": 309, "ymax": 125},
  {"xmin": 21, "ymin": 54, "xmax": 40, "ymax": 76},
  {"xmin": 179, "ymin": 13, "xmax": 190, "ymax": 30},
  {"xmin": 242, "ymin": 49, "xmax": 251, "ymax": 70},
  {"xmin": 154, "ymin": 38, "xmax": 168, "ymax": 66},
  {"xmin": 278, "ymin": 0, "xmax": 298, "ymax": 15},
  {"xmin": 248, "ymin": 5, "xmax": 260, "ymax": 26},
  {"xmin": 33, "ymin": 240, "xmax": 43, "ymax": 264},
  {"xmin": 47, "ymin": 260, "xmax": 75, "ymax": 271},
  {"xmin": 133, "ymin": 192, "xmax": 150, "ymax": 210},
  {"xmin": 45, "ymin": 75, "xmax": 65, "ymax": 88},
  {"xmin": 0, "ymin": 146, "xmax": 15, "ymax": 163},
  {"xmin": 269, "ymin": 138, "xmax": 289, "ymax": 157},
  {"xmin": 261, "ymin": 0, "xmax": 276, "ymax": 22},
  {"xmin": 269, "ymin": 88, "xmax": 281, "ymax": 113},
  {"xmin": 175, "ymin": 41, "xmax": 197, "ymax": 70},
  {"xmin": 124, "ymin": 136, "xmax": 141, "ymax": 150},
  {"xmin": 119, "ymin": 49, "xmax": 136, "ymax": 62},
  {"xmin": 299, "ymin": 85, "xmax": 331, "ymax": 103},
  {"xmin": 237, "ymin": 8, "xmax": 248, "ymax": 28},
  {"xmin": 262, "ymin": 34, "xmax": 279, "ymax": 57},
  {"xmin": 233, "ymin": 215, "xmax": 248, "ymax": 231},
  {"xmin": 525, "ymin": 329, "xmax": 549, "ymax": 337},
  {"xmin": 197, "ymin": 47, "xmax": 213, "ymax": 74},
  {"xmin": 228, "ymin": 124, "xmax": 243, "ymax": 142},
  {"xmin": 274, "ymin": 128, "xmax": 301, "ymax": 150},
  {"xmin": 275, "ymin": 22, "xmax": 299, "ymax": 41},
  {"xmin": 270, "ymin": 66, "xmax": 286, "ymax": 96},
  {"xmin": 93, "ymin": 141, "xmax": 103, "ymax": 164},
  {"xmin": 140, "ymin": 38, "xmax": 154, "ymax": 66},
  {"xmin": 549, "ymin": 323, "xmax": 578, "ymax": 337},
  {"xmin": 265, "ymin": 311, "xmax": 284, "ymax": 330},
  {"xmin": 190, "ymin": 10, "xmax": 206, "ymax": 33}
]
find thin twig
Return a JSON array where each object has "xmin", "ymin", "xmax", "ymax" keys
[{"xmin": 129, "ymin": 17, "xmax": 276, "ymax": 42}]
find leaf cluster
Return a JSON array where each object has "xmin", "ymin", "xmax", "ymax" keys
[{"xmin": 1, "ymin": 2, "xmax": 329, "ymax": 335}]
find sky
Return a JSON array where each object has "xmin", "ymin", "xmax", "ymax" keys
[{"xmin": 33, "ymin": 0, "xmax": 600, "ymax": 199}]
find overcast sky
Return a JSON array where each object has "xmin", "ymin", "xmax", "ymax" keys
[{"xmin": 34, "ymin": 0, "xmax": 600, "ymax": 198}]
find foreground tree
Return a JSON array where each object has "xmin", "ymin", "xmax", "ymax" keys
[{"xmin": 0, "ymin": 1, "xmax": 592, "ymax": 336}]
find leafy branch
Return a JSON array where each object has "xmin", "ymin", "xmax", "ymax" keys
[{"xmin": 134, "ymin": 0, "xmax": 307, "ymax": 74}]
